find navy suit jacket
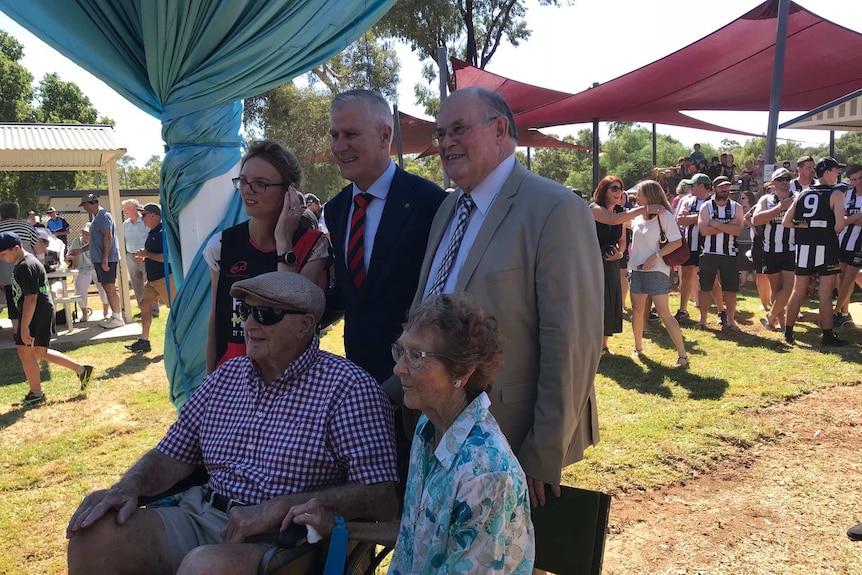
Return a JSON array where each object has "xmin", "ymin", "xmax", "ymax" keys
[{"xmin": 325, "ymin": 166, "xmax": 446, "ymax": 383}]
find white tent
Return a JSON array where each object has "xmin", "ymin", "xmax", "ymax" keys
[{"xmin": 780, "ymin": 88, "xmax": 862, "ymax": 132}]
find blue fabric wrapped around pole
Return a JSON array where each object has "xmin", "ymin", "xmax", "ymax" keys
[{"xmin": 0, "ymin": 0, "xmax": 397, "ymax": 408}]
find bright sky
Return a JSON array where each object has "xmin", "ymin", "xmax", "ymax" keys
[{"xmin": 0, "ymin": 0, "xmax": 857, "ymax": 164}]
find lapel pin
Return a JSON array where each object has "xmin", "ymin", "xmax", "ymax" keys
[{"xmin": 404, "ymin": 203, "xmax": 410, "ymax": 208}]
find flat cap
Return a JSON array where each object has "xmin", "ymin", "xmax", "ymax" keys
[{"xmin": 230, "ymin": 271, "xmax": 324, "ymax": 323}]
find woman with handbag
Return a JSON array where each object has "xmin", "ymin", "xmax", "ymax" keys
[
  {"xmin": 628, "ymin": 180, "xmax": 690, "ymax": 368},
  {"xmin": 590, "ymin": 176, "xmax": 659, "ymax": 355}
]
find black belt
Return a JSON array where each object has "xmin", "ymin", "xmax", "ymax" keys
[{"xmin": 203, "ymin": 487, "xmax": 246, "ymax": 513}]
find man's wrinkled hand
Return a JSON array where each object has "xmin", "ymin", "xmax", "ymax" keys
[{"xmin": 66, "ymin": 488, "xmax": 138, "ymax": 539}]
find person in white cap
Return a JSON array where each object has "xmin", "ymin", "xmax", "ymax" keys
[{"xmin": 67, "ymin": 223, "xmax": 110, "ymax": 323}]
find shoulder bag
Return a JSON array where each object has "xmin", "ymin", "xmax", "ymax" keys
[{"xmin": 656, "ymin": 212, "xmax": 690, "ymax": 267}]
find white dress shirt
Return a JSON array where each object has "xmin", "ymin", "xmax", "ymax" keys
[{"xmin": 345, "ymin": 160, "xmax": 396, "ymax": 272}]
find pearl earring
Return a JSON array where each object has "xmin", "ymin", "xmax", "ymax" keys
[{"xmin": 452, "ymin": 379, "xmax": 463, "ymax": 388}]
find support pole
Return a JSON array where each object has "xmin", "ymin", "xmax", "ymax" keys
[
  {"xmin": 527, "ymin": 147, "xmax": 532, "ymax": 171},
  {"xmin": 438, "ymin": 46, "xmax": 450, "ymax": 189},
  {"xmin": 652, "ymin": 123, "xmax": 658, "ymax": 167},
  {"xmin": 829, "ymin": 131, "xmax": 835, "ymax": 157},
  {"xmin": 764, "ymin": 0, "xmax": 791, "ymax": 165},
  {"xmin": 592, "ymin": 118, "xmax": 600, "ymax": 191},
  {"xmin": 393, "ymin": 103, "xmax": 404, "ymax": 167}
]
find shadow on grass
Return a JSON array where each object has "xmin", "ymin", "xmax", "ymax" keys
[
  {"xmin": 599, "ymin": 354, "xmax": 729, "ymax": 400},
  {"xmin": 100, "ymin": 353, "xmax": 165, "ymax": 380}
]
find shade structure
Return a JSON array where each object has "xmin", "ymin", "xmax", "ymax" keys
[
  {"xmin": 780, "ymin": 88, "xmax": 862, "ymax": 132},
  {"xmin": 502, "ymin": 0, "xmax": 862, "ymax": 130},
  {"xmin": 392, "ymin": 111, "xmax": 591, "ymax": 158},
  {"xmin": 0, "ymin": 0, "xmax": 396, "ymax": 408},
  {"xmin": 451, "ymin": 58, "xmax": 758, "ymax": 137}
]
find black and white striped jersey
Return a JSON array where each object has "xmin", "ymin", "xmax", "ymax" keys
[{"xmin": 701, "ymin": 200, "xmax": 739, "ymax": 256}]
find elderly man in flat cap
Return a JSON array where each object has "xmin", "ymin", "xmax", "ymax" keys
[{"xmin": 67, "ymin": 272, "xmax": 399, "ymax": 575}]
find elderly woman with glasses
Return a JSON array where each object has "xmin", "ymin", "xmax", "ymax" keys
[
  {"xmin": 202, "ymin": 140, "xmax": 332, "ymax": 374},
  {"xmin": 282, "ymin": 293, "xmax": 536, "ymax": 575},
  {"xmin": 590, "ymin": 176, "xmax": 664, "ymax": 355}
]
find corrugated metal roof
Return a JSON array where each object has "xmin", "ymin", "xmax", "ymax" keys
[{"xmin": 0, "ymin": 123, "xmax": 126, "ymax": 170}]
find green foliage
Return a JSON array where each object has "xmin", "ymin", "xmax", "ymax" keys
[
  {"xmin": 0, "ymin": 30, "xmax": 33, "ymax": 122},
  {"xmin": 531, "ymin": 130, "xmax": 594, "ymax": 191},
  {"xmin": 34, "ymin": 73, "xmax": 98, "ymax": 124},
  {"xmin": 401, "ymin": 154, "xmax": 445, "ymax": 188},
  {"xmin": 307, "ymin": 31, "xmax": 400, "ymax": 101},
  {"xmin": 835, "ymin": 131, "xmax": 862, "ymax": 164}
]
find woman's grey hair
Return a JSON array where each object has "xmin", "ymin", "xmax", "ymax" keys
[{"xmin": 403, "ymin": 293, "xmax": 502, "ymax": 400}]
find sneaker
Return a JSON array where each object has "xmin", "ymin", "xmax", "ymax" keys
[
  {"xmin": 821, "ymin": 332, "xmax": 846, "ymax": 348},
  {"xmin": 649, "ymin": 309, "xmax": 660, "ymax": 321},
  {"xmin": 834, "ymin": 313, "xmax": 853, "ymax": 329},
  {"xmin": 674, "ymin": 356, "xmax": 689, "ymax": 368},
  {"xmin": 12, "ymin": 390, "xmax": 46, "ymax": 407},
  {"xmin": 78, "ymin": 365, "xmax": 94, "ymax": 391},
  {"xmin": 674, "ymin": 310, "xmax": 689, "ymax": 321},
  {"xmin": 631, "ymin": 348, "xmax": 644, "ymax": 359},
  {"xmin": 99, "ymin": 316, "xmax": 125, "ymax": 329},
  {"xmin": 784, "ymin": 331, "xmax": 795, "ymax": 345},
  {"xmin": 125, "ymin": 338, "xmax": 151, "ymax": 353},
  {"xmin": 717, "ymin": 311, "xmax": 728, "ymax": 326}
]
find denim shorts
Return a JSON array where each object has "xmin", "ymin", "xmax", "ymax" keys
[{"xmin": 629, "ymin": 270, "xmax": 670, "ymax": 296}]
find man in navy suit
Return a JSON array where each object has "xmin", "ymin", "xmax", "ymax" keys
[{"xmin": 324, "ymin": 90, "xmax": 446, "ymax": 384}]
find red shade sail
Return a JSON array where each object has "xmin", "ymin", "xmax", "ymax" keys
[{"xmin": 503, "ymin": 0, "xmax": 862, "ymax": 130}]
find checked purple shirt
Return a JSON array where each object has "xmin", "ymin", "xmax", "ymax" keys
[{"xmin": 157, "ymin": 336, "xmax": 398, "ymax": 505}]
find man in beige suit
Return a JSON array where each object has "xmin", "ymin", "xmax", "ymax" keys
[{"xmin": 388, "ymin": 87, "xmax": 603, "ymax": 507}]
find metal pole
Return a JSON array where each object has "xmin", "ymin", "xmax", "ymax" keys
[
  {"xmin": 393, "ymin": 103, "xmax": 404, "ymax": 167},
  {"xmin": 438, "ymin": 46, "xmax": 450, "ymax": 189},
  {"xmin": 829, "ymin": 131, "xmax": 835, "ymax": 157},
  {"xmin": 592, "ymin": 118, "xmax": 600, "ymax": 191},
  {"xmin": 764, "ymin": 0, "xmax": 791, "ymax": 165},
  {"xmin": 527, "ymin": 147, "xmax": 532, "ymax": 171},
  {"xmin": 652, "ymin": 123, "xmax": 658, "ymax": 167}
]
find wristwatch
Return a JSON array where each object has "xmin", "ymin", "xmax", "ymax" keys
[{"xmin": 278, "ymin": 251, "xmax": 297, "ymax": 266}]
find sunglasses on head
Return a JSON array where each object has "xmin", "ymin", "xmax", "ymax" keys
[{"xmin": 237, "ymin": 302, "xmax": 307, "ymax": 325}]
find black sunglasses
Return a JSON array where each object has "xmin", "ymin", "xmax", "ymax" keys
[{"xmin": 237, "ymin": 302, "xmax": 307, "ymax": 325}]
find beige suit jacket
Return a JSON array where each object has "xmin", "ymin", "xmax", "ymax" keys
[{"xmin": 411, "ymin": 161, "xmax": 603, "ymax": 484}]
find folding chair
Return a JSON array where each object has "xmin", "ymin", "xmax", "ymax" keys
[{"xmin": 532, "ymin": 485, "xmax": 611, "ymax": 575}]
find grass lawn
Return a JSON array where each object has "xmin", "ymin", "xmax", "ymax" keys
[{"xmin": 0, "ymin": 286, "xmax": 859, "ymax": 574}]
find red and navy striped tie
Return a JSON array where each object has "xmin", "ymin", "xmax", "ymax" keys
[{"xmin": 348, "ymin": 193, "xmax": 372, "ymax": 288}]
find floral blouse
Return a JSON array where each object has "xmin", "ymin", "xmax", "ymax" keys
[{"xmin": 388, "ymin": 393, "xmax": 535, "ymax": 575}]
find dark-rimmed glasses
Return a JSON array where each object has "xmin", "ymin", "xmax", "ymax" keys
[
  {"xmin": 232, "ymin": 177, "xmax": 284, "ymax": 194},
  {"xmin": 237, "ymin": 302, "xmax": 307, "ymax": 326},
  {"xmin": 432, "ymin": 116, "xmax": 499, "ymax": 147},
  {"xmin": 391, "ymin": 342, "xmax": 451, "ymax": 369}
]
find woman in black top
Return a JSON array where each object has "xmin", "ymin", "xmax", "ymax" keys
[{"xmin": 590, "ymin": 176, "xmax": 653, "ymax": 355}]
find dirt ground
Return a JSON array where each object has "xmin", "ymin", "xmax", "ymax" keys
[{"xmin": 602, "ymin": 383, "xmax": 862, "ymax": 575}]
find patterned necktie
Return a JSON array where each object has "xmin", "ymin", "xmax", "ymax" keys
[
  {"xmin": 348, "ymin": 193, "xmax": 372, "ymax": 288},
  {"xmin": 428, "ymin": 193, "xmax": 475, "ymax": 297}
]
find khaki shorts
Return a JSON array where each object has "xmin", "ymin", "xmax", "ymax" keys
[
  {"xmin": 153, "ymin": 485, "xmax": 256, "ymax": 573},
  {"xmin": 143, "ymin": 275, "xmax": 176, "ymax": 308}
]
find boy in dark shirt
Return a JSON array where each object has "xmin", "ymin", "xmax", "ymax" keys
[{"xmin": 0, "ymin": 232, "xmax": 94, "ymax": 406}]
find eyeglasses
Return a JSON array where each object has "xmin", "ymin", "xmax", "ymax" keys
[
  {"xmin": 232, "ymin": 177, "xmax": 284, "ymax": 194},
  {"xmin": 608, "ymin": 184, "xmax": 624, "ymax": 192},
  {"xmin": 774, "ymin": 177, "xmax": 792, "ymax": 182},
  {"xmin": 432, "ymin": 116, "xmax": 499, "ymax": 146},
  {"xmin": 391, "ymin": 342, "xmax": 451, "ymax": 369},
  {"xmin": 237, "ymin": 302, "xmax": 307, "ymax": 326}
]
